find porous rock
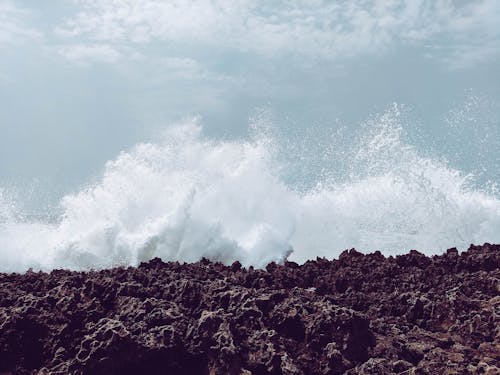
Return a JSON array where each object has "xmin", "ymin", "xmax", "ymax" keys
[{"xmin": 0, "ymin": 243, "xmax": 498, "ymax": 374}]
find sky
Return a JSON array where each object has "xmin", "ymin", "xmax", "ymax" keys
[{"xmin": 1, "ymin": 0, "xmax": 500, "ymax": 210}]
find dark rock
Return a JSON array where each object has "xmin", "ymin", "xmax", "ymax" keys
[{"xmin": 0, "ymin": 243, "xmax": 498, "ymax": 374}]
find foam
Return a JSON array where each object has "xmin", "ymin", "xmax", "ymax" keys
[{"xmin": 1, "ymin": 106, "xmax": 499, "ymax": 272}]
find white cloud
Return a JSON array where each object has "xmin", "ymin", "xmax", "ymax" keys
[
  {"xmin": 53, "ymin": 0, "xmax": 500, "ymax": 68},
  {"xmin": 57, "ymin": 43, "xmax": 123, "ymax": 65},
  {"xmin": 158, "ymin": 57, "xmax": 219, "ymax": 80},
  {"xmin": 0, "ymin": 0, "xmax": 42, "ymax": 45}
]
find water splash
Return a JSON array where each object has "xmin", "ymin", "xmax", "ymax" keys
[{"xmin": 1, "ymin": 106, "xmax": 499, "ymax": 272}]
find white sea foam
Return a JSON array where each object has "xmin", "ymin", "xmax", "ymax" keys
[{"xmin": 1, "ymin": 106, "xmax": 499, "ymax": 272}]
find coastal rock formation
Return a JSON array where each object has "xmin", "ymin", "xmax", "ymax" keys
[{"xmin": 0, "ymin": 243, "xmax": 498, "ymax": 374}]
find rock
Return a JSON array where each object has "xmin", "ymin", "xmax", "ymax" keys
[{"xmin": 0, "ymin": 243, "xmax": 498, "ymax": 374}]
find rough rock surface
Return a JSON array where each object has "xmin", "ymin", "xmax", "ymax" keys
[{"xmin": 0, "ymin": 243, "xmax": 499, "ymax": 374}]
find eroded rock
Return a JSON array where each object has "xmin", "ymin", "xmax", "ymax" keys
[{"xmin": 0, "ymin": 243, "xmax": 498, "ymax": 374}]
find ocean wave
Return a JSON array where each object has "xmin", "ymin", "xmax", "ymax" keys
[{"xmin": 1, "ymin": 105, "xmax": 499, "ymax": 272}]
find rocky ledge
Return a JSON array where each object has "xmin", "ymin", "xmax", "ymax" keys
[{"xmin": 0, "ymin": 243, "xmax": 499, "ymax": 374}]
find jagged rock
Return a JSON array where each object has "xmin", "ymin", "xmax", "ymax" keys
[{"xmin": 0, "ymin": 243, "xmax": 498, "ymax": 374}]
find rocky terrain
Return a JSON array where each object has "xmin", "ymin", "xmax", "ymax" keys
[{"xmin": 0, "ymin": 243, "xmax": 498, "ymax": 374}]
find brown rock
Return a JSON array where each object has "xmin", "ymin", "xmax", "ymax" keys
[{"xmin": 0, "ymin": 243, "xmax": 498, "ymax": 374}]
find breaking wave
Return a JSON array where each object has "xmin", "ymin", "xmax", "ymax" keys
[{"xmin": 1, "ymin": 105, "xmax": 500, "ymax": 272}]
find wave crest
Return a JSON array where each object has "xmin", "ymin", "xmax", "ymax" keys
[{"xmin": 1, "ymin": 106, "xmax": 499, "ymax": 272}]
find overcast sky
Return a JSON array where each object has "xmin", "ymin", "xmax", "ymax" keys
[{"xmin": 1, "ymin": 0, "xmax": 499, "ymax": 205}]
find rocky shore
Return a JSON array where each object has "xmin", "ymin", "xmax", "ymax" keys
[{"xmin": 0, "ymin": 243, "xmax": 498, "ymax": 374}]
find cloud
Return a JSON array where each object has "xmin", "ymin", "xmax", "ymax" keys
[
  {"xmin": 0, "ymin": 0, "xmax": 42, "ymax": 45},
  {"xmin": 57, "ymin": 44, "xmax": 123, "ymax": 65},
  {"xmin": 157, "ymin": 57, "xmax": 211, "ymax": 80},
  {"xmin": 157, "ymin": 57, "xmax": 232, "ymax": 81},
  {"xmin": 53, "ymin": 0, "xmax": 500, "ymax": 68}
]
